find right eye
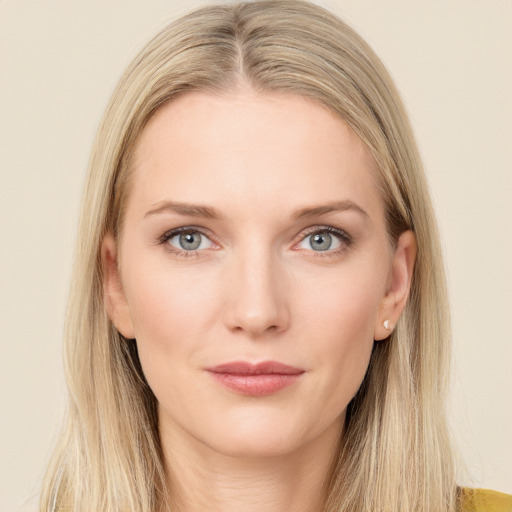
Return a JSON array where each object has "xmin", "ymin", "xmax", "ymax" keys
[{"xmin": 164, "ymin": 229, "xmax": 215, "ymax": 252}]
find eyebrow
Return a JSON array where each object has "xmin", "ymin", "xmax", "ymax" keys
[
  {"xmin": 291, "ymin": 200, "xmax": 369, "ymax": 221},
  {"xmin": 145, "ymin": 201, "xmax": 221, "ymax": 219},
  {"xmin": 144, "ymin": 199, "xmax": 368, "ymax": 221}
]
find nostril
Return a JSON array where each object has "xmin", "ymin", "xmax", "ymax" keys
[
  {"xmin": 221, "ymin": 257, "xmax": 291, "ymax": 337},
  {"xmin": 223, "ymin": 300, "xmax": 290, "ymax": 338}
]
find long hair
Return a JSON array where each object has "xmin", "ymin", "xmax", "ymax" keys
[{"xmin": 41, "ymin": 1, "xmax": 457, "ymax": 511}]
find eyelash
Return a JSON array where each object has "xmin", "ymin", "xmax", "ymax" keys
[
  {"xmin": 158, "ymin": 225, "xmax": 353, "ymax": 259},
  {"xmin": 300, "ymin": 226, "xmax": 353, "ymax": 258},
  {"xmin": 158, "ymin": 226, "xmax": 210, "ymax": 258}
]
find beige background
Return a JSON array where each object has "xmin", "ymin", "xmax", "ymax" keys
[{"xmin": 1, "ymin": 1, "xmax": 511, "ymax": 510}]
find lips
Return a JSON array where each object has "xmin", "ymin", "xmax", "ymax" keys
[{"xmin": 206, "ymin": 361, "xmax": 305, "ymax": 396}]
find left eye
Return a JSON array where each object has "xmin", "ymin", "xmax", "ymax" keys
[
  {"xmin": 297, "ymin": 230, "xmax": 343, "ymax": 252},
  {"xmin": 167, "ymin": 230, "xmax": 214, "ymax": 251}
]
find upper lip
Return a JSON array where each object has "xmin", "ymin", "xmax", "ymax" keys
[{"xmin": 206, "ymin": 361, "xmax": 305, "ymax": 375}]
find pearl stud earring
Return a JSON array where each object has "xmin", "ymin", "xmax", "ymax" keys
[{"xmin": 383, "ymin": 320, "xmax": 391, "ymax": 330}]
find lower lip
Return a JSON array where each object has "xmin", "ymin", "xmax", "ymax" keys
[{"xmin": 208, "ymin": 372, "xmax": 303, "ymax": 396}]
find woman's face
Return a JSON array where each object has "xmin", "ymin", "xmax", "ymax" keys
[{"xmin": 103, "ymin": 90, "xmax": 414, "ymax": 459}]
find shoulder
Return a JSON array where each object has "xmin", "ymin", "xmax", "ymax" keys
[{"xmin": 459, "ymin": 488, "xmax": 512, "ymax": 512}]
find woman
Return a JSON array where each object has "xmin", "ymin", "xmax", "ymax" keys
[{"xmin": 39, "ymin": 1, "xmax": 511, "ymax": 511}]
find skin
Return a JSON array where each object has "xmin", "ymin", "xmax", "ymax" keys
[{"xmin": 102, "ymin": 89, "xmax": 416, "ymax": 512}]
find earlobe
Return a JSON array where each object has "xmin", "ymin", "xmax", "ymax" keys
[
  {"xmin": 101, "ymin": 232, "xmax": 135, "ymax": 339},
  {"xmin": 374, "ymin": 230, "xmax": 417, "ymax": 341}
]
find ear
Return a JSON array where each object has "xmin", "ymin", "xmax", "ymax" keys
[
  {"xmin": 101, "ymin": 232, "xmax": 135, "ymax": 339},
  {"xmin": 374, "ymin": 230, "xmax": 417, "ymax": 341}
]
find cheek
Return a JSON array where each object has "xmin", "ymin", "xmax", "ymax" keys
[
  {"xmin": 300, "ymin": 259, "xmax": 385, "ymax": 344},
  {"xmin": 120, "ymin": 255, "xmax": 222, "ymax": 385},
  {"xmin": 121, "ymin": 238, "xmax": 388, "ymax": 420},
  {"xmin": 296, "ymin": 263, "xmax": 384, "ymax": 403},
  {"xmin": 123, "ymin": 245, "xmax": 222, "ymax": 329}
]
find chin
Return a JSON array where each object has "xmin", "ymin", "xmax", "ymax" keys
[
  {"xmin": 201, "ymin": 405, "xmax": 331, "ymax": 459},
  {"xmin": 206, "ymin": 428, "xmax": 303, "ymax": 459}
]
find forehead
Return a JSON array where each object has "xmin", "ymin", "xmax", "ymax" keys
[{"xmin": 127, "ymin": 90, "xmax": 383, "ymax": 223}]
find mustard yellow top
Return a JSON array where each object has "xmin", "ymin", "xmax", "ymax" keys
[{"xmin": 460, "ymin": 488, "xmax": 512, "ymax": 512}]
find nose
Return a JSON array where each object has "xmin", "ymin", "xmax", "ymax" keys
[{"xmin": 222, "ymin": 247, "xmax": 290, "ymax": 338}]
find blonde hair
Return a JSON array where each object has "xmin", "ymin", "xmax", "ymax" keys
[{"xmin": 41, "ymin": 1, "xmax": 458, "ymax": 511}]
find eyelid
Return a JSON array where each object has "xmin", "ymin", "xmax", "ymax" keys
[
  {"xmin": 292, "ymin": 225, "xmax": 353, "ymax": 254},
  {"xmin": 158, "ymin": 224, "xmax": 353, "ymax": 258},
  {"xmin": 159, "ymin": 225, "xmax": 215, "ymax": 242},
  {"xmin": 158, "ymin": 226, "xmax": 219, "ymax": 257}
]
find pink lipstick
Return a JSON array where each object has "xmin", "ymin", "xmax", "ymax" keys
[{"xmin": 206, "ymin": 361, "xmax": 304, "ymax": 396}]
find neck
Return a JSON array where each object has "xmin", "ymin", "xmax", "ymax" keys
[{"xmin": 159, "ymin": 418, "xmax": 343, "ymax": 512}]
